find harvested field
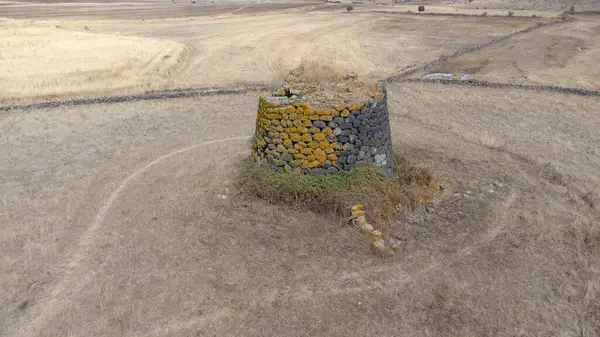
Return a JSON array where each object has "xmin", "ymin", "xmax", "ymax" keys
[
  {"xmin": 1, "ymin": 10, "xmax": 539, "ymax": 105},
  {"xmin": 413, "ymin": 15, "xmax": 600, "ymax": 90}
]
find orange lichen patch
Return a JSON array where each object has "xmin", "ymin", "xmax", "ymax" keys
[
  {"xmin": 310, "ymin": 127, "xmax": 321, "ymax": 134},
  {"xmin": 300, "ymin": 148, "xmax": 313, "ymax": 155},
  {"xmin": 314, "ymin": 149, "xmax": 326, "ymax": 163},
  {"xmin": 313, "ymin": 133, "xmax": 326, "ymax": 142},
  {"xmin": 294, "ymin": 153, "xmax": 305, "ymax": 159},
  {"xmin": 319, "ymin": 115, "xmax": 332, "ymax": 121},
  {"xmin": 349, "ymin": 103, "xmax": 362, "ymax": 111},
  {"xmin": 304, "ymin": 109, "xmax": 314, "ymax": 116},
  {"xmin": 336, "ymin": 106, "xmax": 346, "ymax": 112},
  {"xmin": 373, "ymin": 93, "xmax": 385, "ymax": 99},
  {"xmin": 302, "ymin": 120, "xmax": 312, "ymax": 127},
  {"xmin": 308, "ymin": 115, "xmax": 319, "ymax": 121},
  {"xmin": 290, "ymin": 113, "xmax": 298, "ymax": 120},
  {"xmin": 290, "ymin": 133, "xmax": 302, "ymax": 142},
  {"xmin": 308, "ymin": 141, "xmax": 319, "ymax": 149},
  {"xmin": 340, "ymin": 109, "xmax": 350, "ymax": 117},
  {"xmin": 294, "ymin": 141, "xmax": 307, "ymax": 150},
  {"xmin": 315, "ymin": 109, "xmax": 330, "ymax": 116},
  {"xmin": 308, "ymin": 160, "xmax": 320, "ymax": 168},
  {"xmin": 322, "ymin": 127, "xmax": 332, "ymax": 135},
  {"xmin": 325, "ymin": 147, "xmax": 335, "ymax": 154},
  {"xmin": 283, "ymin": 139, "xmax": 292, "ymax": 147},
  {"xmin": 328, "ymin": 154, "xmax": 338, "ymax": 161},
  {"xmin": 319, "ymin": 141, "xmax": 330, "ymax": 150},
  {"xmin": 306, "ymin": 154, "xmax": 316, "ymax": 161}
]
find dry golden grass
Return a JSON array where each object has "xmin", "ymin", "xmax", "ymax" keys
[
  {"xmin": 412, "ymin": 15, "xmax": 600, "ymax": 90},
  {"xmin": 0, "ymin": 11, "xmax": 537, "ymax": 105}
]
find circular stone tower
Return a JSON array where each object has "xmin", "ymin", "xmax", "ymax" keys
[{"xmin": 252, "ymin": 73, "xmax": 393, "ymax": 176}]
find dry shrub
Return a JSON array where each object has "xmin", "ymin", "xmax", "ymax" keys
[{"xmin": 237, "ymin": 154, "xmax": 433, "ymax": 223}]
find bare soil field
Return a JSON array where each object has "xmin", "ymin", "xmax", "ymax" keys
[
  {"xmin": 0, "ymin": 10, "xmax": 539, "ymax": 105},
  {"xmin": 1, "ymin": 84, "xmax": 599, "ymax": 337},
  {"xmin": 413, "ymin": 15, "xmax": 600, "ymax": 90},
  {"xmin": 1, "ymin": 1, "xmax": 600, "ymax": 337}
]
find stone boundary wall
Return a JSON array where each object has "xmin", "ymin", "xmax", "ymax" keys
[
  {"xmin": 399, "ymin": 78, "xmax": 600, "ymax": 97},
  {"xmin": 0, "ymin": 84, "xmax": 272, "ymax": 112},
  {"xmin": 251, "ymin": 82, "xmax": 393, "ymax": 175},
  {"xmin": 386, "ymin": 18, "xmax": 571, "ymax": 81}
]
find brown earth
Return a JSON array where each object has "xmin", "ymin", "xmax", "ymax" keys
[
  {"xmin": 1, "ymin": 2, "xmax": 599, "ymax": 337},
  {"xmin": 1, "ymin": 83, "xmax": 599, "ymax": 337}
]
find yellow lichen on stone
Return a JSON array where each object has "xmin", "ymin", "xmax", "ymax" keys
[
  {"xmin": 301, "ymin": 133, "xmax": 312, "ymax": 142},
  {"xmin": 294, "ymin": 141, "xmax": 307, "ymax": 150},
  {"xmin": 373, "ymin": 93, "xmax": 385, "ymax": 99},
  {"xmin": 340, "ymin": 109, "xmax": 350, "ymax": 117},
  {"xmin": 313, "ymin": 133, "xmax": 326, "ymax": 142},
  {"xmin": 331, "ymin": 160, "xmax": 337, "ymax": 167},
  {"xmin": 266, "ymin": 114, "xmax": 279, "ymax": 120},
  {"xmin": 302, "ymin": 160, "xmax": 310, "ymax": 169},
  {"xmin": 332, "ymin": 110, "xmax": 340, "ymax": 117},
  {"xmin": 319, "ymin": 115, "xmax": 332, "ymax": 121},
  {"xmin": 336, "ymin": 106, "xmax": 346, "ymax": 112},
  {"xmin": 294, "ymin": 153, "xmax": 305, "ymax": 159},
  {"xmin": 272, "ymin": 138, "xmax": 282, "ymax": 145},
  {"xmin": 283, "ymin": 139, "xmax": 292, "ymax": 147},
  {"xmin": 314, "ymin": 149, "xmax": 326, "ymax": 163},
  {"xmin": 300, "ymin": 148, "xmax": 313, "ymax": 155},
  {"xmin": 310, "ymin": 127, "xmax": 320, "ymax": 134},
  {"xmin": 328, "ymin": 154, "xmax": 338, "ymax": 161},
  {"xmin": 277, "ymin": 89, "xmax": 285, "ymax": 96},
  {"xmin": 325, "ymin": 147, "xmax": 334, "ymax": 154},
  {"xmin": 315, "ymin": 109, "xmax": 329, "ymax": 116},
  {"xmin": 276, "ymin": 125, "xmax": 284, "ymax": 132},
  {"xmin": 290, "ymin": 113, "xmax": 297, "ymax": 120},
  {"xmin": 282, "ymin": 114, "xmax": 289, "ymax": 120},
  {"xmin": 302, "ymin": 120, "xmax": 312, "ymax": 127},
  {"xmin": 308, "ymin": 160, "xmax": 319, "ymax": 168},
  {"xmin": 300, "ymin": 127, "xmax": 309, "ymax": 134},
  {"xmin": 308, "ymin": 141, "xmax": 319, "ymax": 149},
  {"xmin": 285, "ymin": 106, "xmax": 295, "ymax": 114},
  {"xmin": 349, "ymin": 103, "xmax": 362, "ymax": 111},
  {"xmin": 306, "ymin": 154, "xmax": 316, "ymax": 161},
  {"xmin": 298, "ymin": 115, "xmax": 308, "ymax": 121},
  {"xmin": 308, "ymin": 115, "xmax": 319, "ymax": 121},
  {"xmin": 293, "ymin": 120, "xmax": 303, "ymax": 128},
  {"xmin": 280, "ymin": 133, "xmax": 289, "ymax": 140},
  {"xmin": 319, "ymin": 141, "xmax": 330, "ymax": 150},
  {"xmin": 303, "ymin": 109, "xmax": 314, "ymax": 116},
  {"xmin": 276, "ymin": 144, "xmax": 287, "ymax": 152},
  {"xmin": 288, "ymin": 148, "xmax": 298, "ymax": 154},
  {"xmin": 322, "ymin": 127, "xmax": 332, "ymax": 135},
  {"xmin": 290, "ymin": 133, "xmax": 302, "ymax": 142}
]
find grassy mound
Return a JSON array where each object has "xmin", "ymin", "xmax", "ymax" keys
[{"xmin": 237, "ymin": 154, "xmax": 434, "ymax": 224}]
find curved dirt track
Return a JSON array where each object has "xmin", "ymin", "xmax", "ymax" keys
[{"xmin": 2, "ymin": 84, "xmax": 598, "ymax": 337}]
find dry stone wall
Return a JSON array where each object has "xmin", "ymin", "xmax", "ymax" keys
[{"xmin": 252, "ymin": 81, "xmax": 393, "ymax": 175}]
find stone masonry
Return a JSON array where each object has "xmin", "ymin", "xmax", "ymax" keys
[{"xmin": 252, "ymin": 80, "xmax": 393, "ymax": 175}]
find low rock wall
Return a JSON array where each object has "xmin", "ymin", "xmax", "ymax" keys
[{"xmin": 252, "ymin": 82, "xmax": 394, "ymax": 175}]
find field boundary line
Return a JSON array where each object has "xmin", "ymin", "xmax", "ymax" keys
[
  {"xmin": 0, "ymin": 84, "xmax": 274, "ymax": 112},
  {"xmin": 394, "ymin": 78, "xmax": 600, "ymax": 97},
  {"xmin": 386, "ymin": 17, "xmax": 572, "ymax": 81}
]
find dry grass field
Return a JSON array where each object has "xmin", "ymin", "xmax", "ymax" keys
[
  {"xmin": 413, "ymin": 15, "xmax": 600, "ymax": 90},
  {"xmin": 1, "ymin": 7, "xmax": 538, "ymax": 105},
  {"xmin": 1, "ymin": 1, "xmax": 599, "ymax": 337}
]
